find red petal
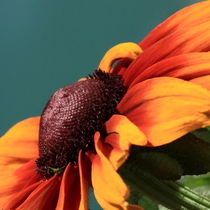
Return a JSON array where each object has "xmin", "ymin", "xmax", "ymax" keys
[
  {"xmin": 123, "ymin": 21, "xmax": 210, "ymax": 86},
  {"xmin": 0, "ymin": 160, "xmax": 41, "ymax": 207},
  {"xmin": 78, "ymin": 151, "xmax": 91, "ymax": 210},
  {"xmin": 56, "ymin": 164, "xmax": 81, "ymax": 210},
  {"xmin": 129, "ymin": 52, "xmax": 210, "ymax": 87},
  {"xmin": 140, "ymin": 1, "xmax": 210, "ymax": 49},
  {"xmin": 3, "ymin": 181, "xmax": 42, "ymax": 209},
  {"xmin": 17, "ymin": 175, "xmax": 60, "ymax": 210}
]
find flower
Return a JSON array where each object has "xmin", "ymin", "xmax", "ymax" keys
[
  {"xmin": 0, "ymin": 43, "xmax": 146, "ymax": 210},
  {"xmin": 1, "ymin": 1, "xmax": 210, "ymax": 209}
]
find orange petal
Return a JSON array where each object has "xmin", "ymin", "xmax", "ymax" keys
[
  {"xmin": 91, "ymin": 132, "xmax": 129, "ymax": 209},
  {"xmin": 190, "ymin": 75, "xmax": 210, "ymax": 91},
  {"xmin": 106, "ymin": 115, "xmax": 147, "ymax": 148},
  {"xmin": 105, "ymin": 114, "xmax": 146, "ymax": 169},
  {"xmin": 98, "ymin": 42, "xmax": 142, "ymax": 73},
  {"xmin": 0, "ymin": 117, "xmax": 40, "ymax": 168},
  {"xmin": 129, "ymin": 52, "xmax": 210, "ymax": 87},
  {"xmin": 115, "ymin": 1, "xmax": 210, "ymax": 82},
  {"xmin": 2, "ymin": 180, "xmax": 42, "ymax": 209},
  {"xmin": 0, "ymin": 159, "xmax": 41, "ymax": 207},
  {"xmin": 104, "ymin": 133, "xmax": 128, "ymax": 170},
  {"xmin": 119, "ymin": 77, "xmax": 210, "ymax": 112},
  {"xmin": 56, "ymin": 164, "xmax": 81, "ymax": 210},
  {"xmin": 93, "ymin": 194, "xmax": 123, "ymax": 210},
  {"xmin": 17, "ymin": 175, "xmax": 60, "ymax": 210},
  {"xmin": 140, "ymin": 1, "xmax": 210, "ymax": 49},
  {"xmin": 123, "ymin": 20, "xmax": 210, "ymax": 86},
  {"xmin": 0, "ymin": 117, "xmax": 40, "ymax": 206},
  {"xmin": 118, "ymin": 77, "xmax": 210, "ymax": 146},
  {"xmin": 13, "ymin": 160, "xmax": 41, "ymax": 190},
  {"xmin": 94, "ymin": 194, "xmax": 143, "ymax": 210},
  {"xmin": 78, "ymin": 151, "xmax": 91, "ymax": 210}
]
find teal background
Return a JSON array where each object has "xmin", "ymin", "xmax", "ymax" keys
[{"xmin": 0, "ymin": 0, "xmax": 200, "ymax": 209}]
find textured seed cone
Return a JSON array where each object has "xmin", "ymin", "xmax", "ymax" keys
[{"xmin": 36, "ymin": 70, "xmax": 126, "ymax": 179}]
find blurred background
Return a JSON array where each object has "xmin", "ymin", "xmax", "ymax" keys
[{"xmin": 0, "ymin": 0, "xmax": 200, "ymax": 209}]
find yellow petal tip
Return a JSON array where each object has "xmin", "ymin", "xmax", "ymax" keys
[{"xmin": 98, "ymin": 42, "xmax": 143, "ymax": 73}]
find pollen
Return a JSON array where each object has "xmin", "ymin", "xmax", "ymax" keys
[{"xmin": 36, "ymin": 70, "xmax": 126, "ymax": 179}]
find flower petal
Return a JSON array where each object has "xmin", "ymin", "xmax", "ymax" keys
[
  {"xmin": 106, "ymin": 114, "xmax": 147, "ymax": 149},
  {"xmin": 129, "ymin": 52, "xmax": 210, "ymax": 87},
  {"xmin": 114, "ymin": 1, "xmax": 210, "ymax": 84},
  {"xmin": 2, "ymin": 181, "xmax": 42, "ymax": 209},
  {"xmin": 93, "ymin": 194, "xmax": 123, "ymax": 210},
  {"xmin": 0, "ymin": 117, "xmax": 40, "ymax": 207},
  {"xmin": 118, "ymin": 77, "xmax": 210, "ymax": 146},
  {"xmin": 123, "ymin": 19, "xmax": 210, "ymax": 86},
  {"xmin": 56, "ymin": 164, "xmax": 81, "ymax": 210},
  {"xmin": 105, "ymin": 114, "xmax": 147, "ymax": 169},
  {"xmin": 0, "ymin": 160, "xmax": 41, "ymax": 207},
  {"xmin": 17, "ymin": 175, "xmax": 60, "ymax": 210},
  {"xmin": 98, "ymin": 42, "xmax": 142, "ymax": 73},
  {"xmin": 0, "ymin": 117, "xmax": 40, "ymax": 167},
  {"xmin": 94, "ymin": 195, "xmax": 142, "ymax": 210},
  {"xmin": 140, "ymin": 1, "xmax": 210, "ymax": 49},
  {"xmin": 78, "ymin": 151, "xmax": 91, "ymax": 210},
  {"xmin": 190, "ymin": 75, "xmax": 210, "ymax": 91},
  {"xmin": 91, "ymin": 132, "xmax": 129, "ymax": 209}
]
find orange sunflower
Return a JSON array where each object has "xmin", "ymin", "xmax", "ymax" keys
[{"xmin": 1, "ymin": 1, "xmax": 210, "ymax": 209}]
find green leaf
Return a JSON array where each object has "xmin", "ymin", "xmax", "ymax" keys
[
  {"xmin": 129, "ymin": 147, "xmax": 183, "ymax": 180},
  {"xmin": 132, "ymin": 133, "xmax": 210, "ymax": 177},
  {"xmin": 157, "ymin": 134, "xmax": 210, "ymax": 175},
  {"xmin": 191, "ymin": 126, "xmax": 210, "ymax": 143},
  {"xmin": 138, "ymin": 195, "xmax": 159, "ymax": 210}
]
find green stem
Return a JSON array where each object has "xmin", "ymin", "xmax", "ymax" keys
[
  {"xmin": 119, "ymin": 161, "xmax": 210, "ymax": 210},
  {"xmin": 166, "ymin": 181, "xmax": 210, "ymax": 208}
]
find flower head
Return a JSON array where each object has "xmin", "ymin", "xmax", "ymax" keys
[{"xmin": 1, "ymin": 1, "xmax": 210, "ymax": 209}]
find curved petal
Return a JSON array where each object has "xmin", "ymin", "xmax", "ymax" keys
[
  {"xmin": 2, "ymin": 181, "xmax": 42, "ymax": 209},
  {"xmin": 16, "ymin": 175, "xmax": 60, "ymax": 210},
  {"xmin": 123, "ymin": 20, "xmax": 210, "ymax": 86},
  {"xmin": 118, "ymin": 77, "xmax": 210, "ymax": 146},
  {"xmin": 105, "ymin": 114, "xmax": 147, "ymax": 169},
  {"xmin": 140, "ymin": 1, "xmax": 210, "ymax": 49},
  {"xmin": 78, "ymin": 151, "xmax": 91, "ymax": 210},
  {"xmin": 94, "ymin": 194, "xmax": 142, "ymax": 210},
  {"xmin": 56, "ymin": 164, "xmax": 81, "ymax": 210},
  {"xmin": 113, "ymin": 1, "xmax": 210, "ymax": 81},
  {"xmin": 129, "ymin": 52, "xmax": 210, "ymax": 87},
  {"xmin": 93, "ymin": 194, "xmax": 123, "ymax": 210},
  {"xmin": 0, "ymin": 159, "xmax": 41, "ymax": 207},
  {"xmin": 91, "ymin": 132, "xmax": 130, "ymax": 209},
  {"xmin": 106, "ymin": 114, "xmax": 147, "ymax": 149},
  {"xmin": 0, "ymin": 117, "xmax": 40, "ymax": 167},
  {"xmin": 190, "ymin": 75, "xmax": 210, "ymax": 91},
  {"xmin": 98, "ymin": 42, "xmax": 142, "ymax": 73},
  {"xmin": 0, "ymin": 117, "xmax": 40, "ymax": 207}
]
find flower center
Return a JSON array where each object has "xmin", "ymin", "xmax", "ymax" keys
[{"xmin": 36, "ymin": 70, "xmax": 126, "ymax": 179}]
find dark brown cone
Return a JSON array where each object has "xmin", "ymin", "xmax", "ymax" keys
[{"xmin": 36, "ymin": 70, "xmax": 126, "ymax": 179}]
